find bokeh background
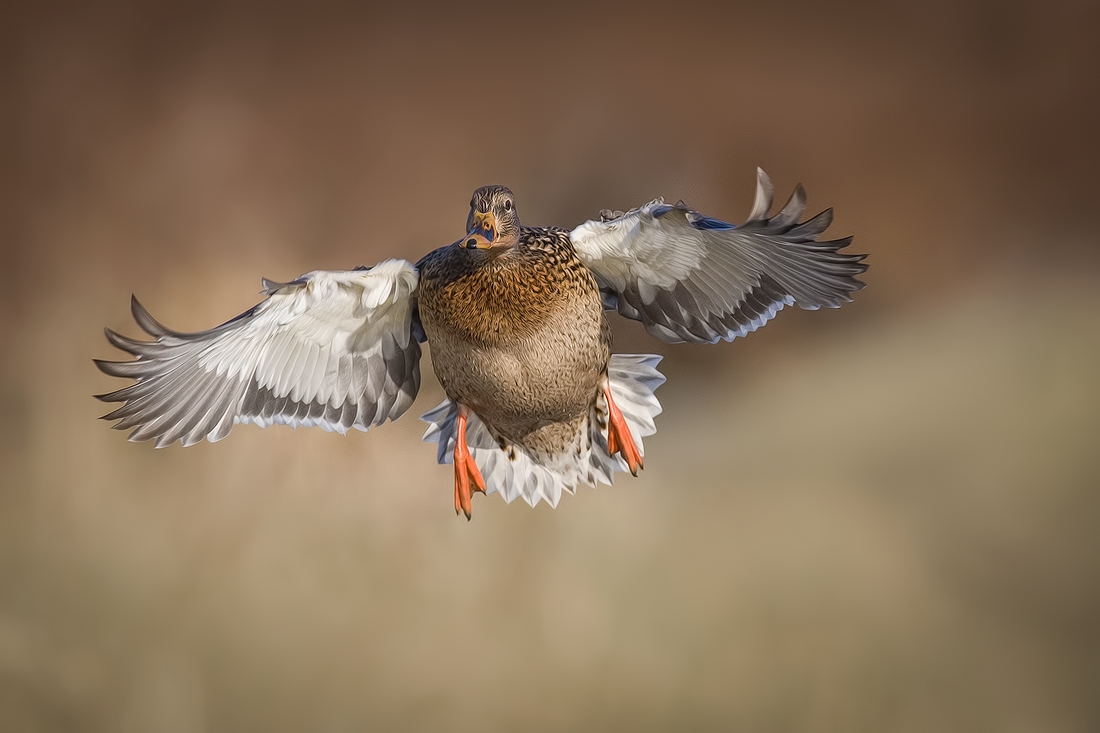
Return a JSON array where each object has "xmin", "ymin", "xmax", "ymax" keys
[{"xmin": 2, "ymin": 1, "xmax": 1099, "ymax": 730}]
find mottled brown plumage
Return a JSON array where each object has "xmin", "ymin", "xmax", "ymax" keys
[{"xmin": 417, "ymin": 186, "xmax": 612, "ymax": 465}]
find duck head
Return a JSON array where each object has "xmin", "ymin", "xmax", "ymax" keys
[{"xmin": 463, "ymin": 185, "xmax": 520, "ymax": 250}]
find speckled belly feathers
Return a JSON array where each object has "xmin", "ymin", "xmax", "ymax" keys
[{"xmin": 417, "ymin": 228, "xmax": 610, "ymax": 454}]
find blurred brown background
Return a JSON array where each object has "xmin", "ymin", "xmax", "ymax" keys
[{"xmin": 2, "ymin": 0, "xmax": 1099, "ymax": 730}]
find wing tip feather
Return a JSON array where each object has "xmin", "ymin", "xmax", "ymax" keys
[
  {"xmin": 748, "ymin": 167, "xmax": 775, "ymax": 221},
  {"xmin": 130, "ymin": 295, "xmax": 172, "ymax": 338}
]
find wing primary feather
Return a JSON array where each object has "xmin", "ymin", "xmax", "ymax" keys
[
  {"xmin": 786, "ymin": 207, "xmax": 833, "ymax": 238},
  {"xmin": 747, "ymin": 167, "xmax": 774, "ymax": 222},
  {"xmin": 103, "ymin": 327, "xmax": 161, "ymax": 358},
  {"xmin": 130, "ymin": 295, "xmax": 174, "ymax": 338},
  {"xmin": 770, "ymin": 184, "xmax": 807, "ymax": 229}
]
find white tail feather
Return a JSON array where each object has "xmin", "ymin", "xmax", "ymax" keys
[{"xmin": 420, "ymin": 354, "xmax": 664, "ymax": 508}]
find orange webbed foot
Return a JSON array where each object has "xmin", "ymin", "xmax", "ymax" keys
[
  {"xmin": 453, "ymin": 405, "xmax": 487, "ymax": 520},
  {"xmin": 603, "ymin": 383, "xmax": 643, "ymax": 476}
]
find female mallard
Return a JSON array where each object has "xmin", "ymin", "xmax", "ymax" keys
[{"xmin": 96, "ymin": 169, "xmax": 867, "ymax": 518}]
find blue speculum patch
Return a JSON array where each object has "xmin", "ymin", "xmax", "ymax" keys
[{"xmin": 689, "ymin": 215, "xmax": 736, "ymax": 231}]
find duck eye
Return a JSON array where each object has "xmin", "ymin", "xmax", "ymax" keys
[{"xmin": 503, "ymin": 200, "xmax": 512, "ymax": 211}]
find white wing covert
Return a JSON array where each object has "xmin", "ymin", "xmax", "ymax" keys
[
  {"xmin": 95, "ymin": 259, "xmax": 423, "ymax": 448},
  {"xmin": 570, "ymin": 168, "xmax": 867, "ymax": 344}
]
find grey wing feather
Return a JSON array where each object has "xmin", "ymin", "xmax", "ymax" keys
[
  {"xmin": 95, "ymin": 259, "xmax": 423, "ymax": 448},
  {"xmin": 570, "ymin": 168, "xmax": 867, "ymax": 344}
]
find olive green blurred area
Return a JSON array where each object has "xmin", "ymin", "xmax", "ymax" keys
[{"xmin": 2, "ymin": 0, "xmax": 1099, "ymax": 730}]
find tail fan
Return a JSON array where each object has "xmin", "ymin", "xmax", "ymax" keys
[{"xmin": 421, "ymin": 354, "xmax": 664, "ymax": 508}]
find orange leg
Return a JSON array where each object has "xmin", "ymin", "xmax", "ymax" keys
[
  {"xmin": 603, "ymin": 383, "xmax": 643, "ymax": 476},
  {"xmin": 454, "ymin": 404, "xmax": 487, "ymax": 520}
]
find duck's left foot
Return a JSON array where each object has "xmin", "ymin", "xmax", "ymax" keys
[
  {"xmin": 454, "ymin": 404, "xmax": 486, "ymax": 520},
  {"xmin": 603, "ymin": 383, "xmax": 643, "ymax": 476}
]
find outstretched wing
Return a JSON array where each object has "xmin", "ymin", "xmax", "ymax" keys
[
  {"xmin": 95, "ymin": 259, "xmax": 423, "ymax": 448},
  {"xmin": 569, "ymin": 168, "xmax": 867, "ymax": 344}
]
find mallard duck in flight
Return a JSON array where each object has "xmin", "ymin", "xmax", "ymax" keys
[{"xmin": 95, "ymin": 169, "xmax": 867, "ymax": 518}]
